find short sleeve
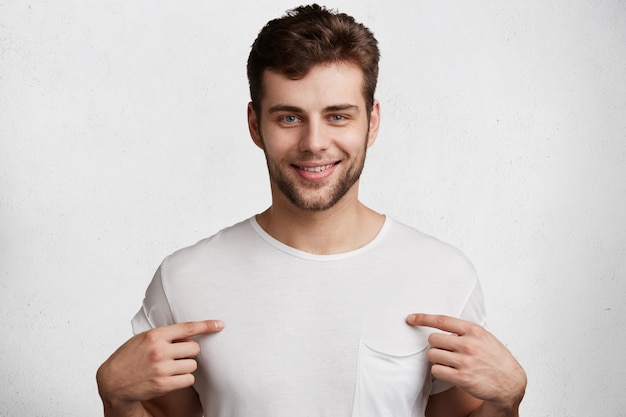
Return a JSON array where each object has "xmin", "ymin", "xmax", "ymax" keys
[
  {"xmin": 131, "ymin": 264, "xmax": 176, "ymax": 335},
  {"xmin": 430, "ymin": 279, "xmax": 488, "ymax": 395}
]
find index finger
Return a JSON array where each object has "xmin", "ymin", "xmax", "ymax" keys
[
  {"xmin": 157, "ymin": 320, "xmax": 224, "ymax": 342},
  {"xmin": 406, "ymin": 314, "xmax": 468, "ymax": 335}
]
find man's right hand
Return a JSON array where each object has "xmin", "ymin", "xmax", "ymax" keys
[{"xmin": 96, "ymin": 320, "xmax": 224, "ymax": 414}]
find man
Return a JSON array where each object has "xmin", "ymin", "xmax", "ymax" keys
[{"xmin": 97, "ymin": 4, "xmax": 527, "ymax": 417}]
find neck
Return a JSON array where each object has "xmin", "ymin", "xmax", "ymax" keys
[{"xmin": 256, "ymin": 185, "xmax": 384, "ymax": 255}]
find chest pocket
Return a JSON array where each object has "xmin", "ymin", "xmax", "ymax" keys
[{"xmin": 351, "ymin": 340, "xmax": 431, "ymax": 417}]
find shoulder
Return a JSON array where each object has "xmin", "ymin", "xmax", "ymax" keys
[
  {"xmin": 161, "ymin": 217, "xmax": 257, "ymax": 274},
  {"xmin": 385, "ymin": 218, "xmax": 485, "ymax": 321},
  {"xmin": 385, "ymin": 218, "xmax": 476, "ymax": 271},
  {"xmin": 380, "ymin": 218, "xmax": 480, "ymax": 294}
]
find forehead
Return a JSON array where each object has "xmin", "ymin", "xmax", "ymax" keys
[{"xmin": 260, "ymin": 62, "xmax": 366, "ymax": 111}]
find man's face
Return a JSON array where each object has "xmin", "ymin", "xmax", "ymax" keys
[{"xmin": 248, "ymin": 62, "xmax": 380, "ymax": 212}]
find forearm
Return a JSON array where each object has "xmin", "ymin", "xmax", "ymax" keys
[
  {"xmin": 100, "ymin": 398, "xmax": 154, "ymax": 417},
  {"xmin": 96, "ymin": 364, "xmax": 153, "ymax": 417},
  {"xmin": 468, "ymin": 364, "xmax": 526, "ymax": 417},
  {"xmin": 467, "ymin": 398, "xmax": 522, "ymax": 417}
]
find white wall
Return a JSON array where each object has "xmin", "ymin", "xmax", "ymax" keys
[{"xmin": 1, "ymin": 1, "xmax": 625, "ymax": 416}]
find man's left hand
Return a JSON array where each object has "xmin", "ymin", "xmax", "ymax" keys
[{"xmin": 406, "ymin": 313, "xmax": 527, "ymax": 411}]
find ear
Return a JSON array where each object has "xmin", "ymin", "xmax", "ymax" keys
[
  {"xmin": 247, "ymin": 102, "xmax": 264, "ymax": 149},
  {"xmin": 366, "ymin": 100, "xmax": 381, "ymax": 148}
]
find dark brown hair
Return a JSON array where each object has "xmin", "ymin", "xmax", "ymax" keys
[{"xmin": 247, "ymin": 4, "xmax": 380, "ymax": 116}]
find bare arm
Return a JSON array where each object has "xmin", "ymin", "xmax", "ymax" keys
[
  {"xmin": 97, "ymin": 387, "xmax": 202, "ymax": 417},
  {"xmin": 407, "ymin": 314, "xmax": 526, "ymax": 417},
  {"xmin": 426, "ymin": 386, "xmax": 523, "ymax": 417},
  {"xmin": 426, "ymin": 386, "xmax": 483, "ymax": 417},
  {"xmin": 141, "ymin": 387, "xmax": 203, "ymax": 417},
  {"xmin": 96, "ymin": 320, "xmax": 224, "ymax": 417}
]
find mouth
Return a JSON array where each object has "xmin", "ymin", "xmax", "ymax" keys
[
  {"xmin": 292, "ymin": 161, "xmax": 340, "ymax": 181},
  {"xmin": 296, "ymin": 163, "xmax": 338, "ymax": 173}
]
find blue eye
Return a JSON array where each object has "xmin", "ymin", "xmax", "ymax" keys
[
  {"xmin": 330, "ymin": 114, "xmax": 345, "ymax": 121},
  {"xmin": 283, "ymin": 115, "xmax": 298, "ymax": 123}
]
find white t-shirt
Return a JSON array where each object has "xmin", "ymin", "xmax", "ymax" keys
[{"xmin": 132, "ymin": 216, "xmax": 486, "ymax": 417}]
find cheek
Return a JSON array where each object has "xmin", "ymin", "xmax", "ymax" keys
[
  {"xmin": 260, "ymin": 128, "xmax": 298, "ymax": 155},
  {"xmin": 261, "ymin": 137, "xmax": 288, "ymax": 155}
]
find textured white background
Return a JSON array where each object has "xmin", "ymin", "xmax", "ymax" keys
[{"xmin": 1, "ymin": 1, "xmax": 625, "ymax": 416}]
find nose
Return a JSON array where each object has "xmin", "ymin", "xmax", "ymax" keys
[{"xmin": 299, "ymin": 120, "xmax": 330, "ymax": 153}]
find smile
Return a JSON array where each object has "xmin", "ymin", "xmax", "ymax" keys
[{"xmin": 297, "ymin": 163, "xmax": 337, "ymax": 172}]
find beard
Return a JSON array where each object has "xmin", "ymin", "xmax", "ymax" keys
[{"xmin": 261, "ymin": 134, "xmax": 369, "ymax": 212}]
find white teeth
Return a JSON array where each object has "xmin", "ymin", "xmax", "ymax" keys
[{"xmin": 301, "ymin": 164, "xmax": 334, "ymax": 172}]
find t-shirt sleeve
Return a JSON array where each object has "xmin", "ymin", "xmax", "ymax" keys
[
  {"xmin": 430, "ymin": 278, "xmax": 488, "ymax": 395},
  {"xmin": 131, "ymin": 264, "xmax": 176, "ymax": 335}
]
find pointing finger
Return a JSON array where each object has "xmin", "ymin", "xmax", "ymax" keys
[
  {"xmin": 406, "ymin": 314, "xmax": 468, "ymax": 336},
  {"xmin": 155, "ymin": 320, "xmax": 224, "ymax": 342}
]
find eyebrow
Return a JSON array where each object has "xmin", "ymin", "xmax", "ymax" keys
[
  {"xmin": 325, "ymin": 104, "xmax": 359, "ymax": 113},
  {"xmin": 268, "ymin": 104, "xmax": 360, "ymax": 114},
  {"xmin": 268, "ymin": 105, "xmax": 303, "ymax": 114}
]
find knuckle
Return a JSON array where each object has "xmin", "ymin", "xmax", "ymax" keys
[
  {"xmin": 457, "ymin": 370, "xmax": 472, "ymax": 386},
  {"xmin": 182, "ymin": 321, "xmax": 196, "ymax": 335},
  {"xmin": 463, "ymin": 340, "xmax": 480, "ymax": 355},
  {"xmin": 458, "ymin": 355, "xmax": 473, "ymax": 370},
  {"xmin": 435, "ymin": 315, "xmax": 447, "ymax": 326},
  {"xmin": 468, "ymin": 324, "xmax": 486, "ymax": 338},
  {"xmin": 151, "ymin": 376, "xmax": 170, "ymax": 393},
  {"xmin": 144, "ymin": 328, "xmax": 163, "ymax": 344},
  {"xmin": 150, "ymin": 363, "xmax": 166, "ymax": 377},
  {"xmin": 147, "ymin": 346, "xmax": 166, "ymax": 363}
]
